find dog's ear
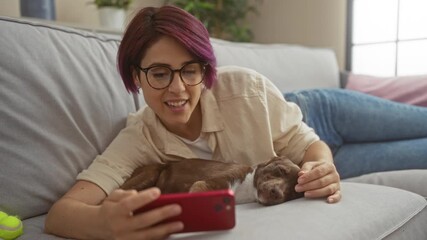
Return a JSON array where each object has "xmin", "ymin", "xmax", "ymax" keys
[
  {"xmin": 121, "ymin": 164, "xmax": 164, "ymax": 191},
  {"xmin": 278, "ymin": 165, "xmax": 291, "ymax": 175}
]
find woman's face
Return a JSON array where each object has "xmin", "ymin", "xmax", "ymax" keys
[{"xmin": 134, "ymin": 36, "xmax": 204, "ymax": 136}]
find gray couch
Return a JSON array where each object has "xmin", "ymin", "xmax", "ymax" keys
[{"xmin": 0, "ymin": 16, "xmax": 426, "ymax": 240}]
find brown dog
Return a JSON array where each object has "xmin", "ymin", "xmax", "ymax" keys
[{"xmin": 121, "ymin": 156, "xmax": 303, "ymax": 205}]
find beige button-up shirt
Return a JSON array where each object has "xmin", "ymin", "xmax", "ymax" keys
[{"xmin": 77, "ymin": 66, "xmax": 319, "ymax": 194}]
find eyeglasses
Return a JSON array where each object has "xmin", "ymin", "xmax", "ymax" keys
[{"xmin": 135, "ymin": 61, "xmax": 208, "ymax": 90}]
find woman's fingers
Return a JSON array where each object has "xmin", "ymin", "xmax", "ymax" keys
[
  {"xmin": 296, "ymin": 161, "xmax": 341, "ymax": 203},
  {"xmin": 296, "ymin": 173, "xmax": 336, "ymax": 192},
  {"xmin": 105, "ymin": 188, "xmax": 160, "ymax": 215},
  {"xmin": 327, "ymin": 190, "xmax": 342, "ymax": 203},
  {"xmin": 100, "ymin": 188, "xmax": 184, "ymax": 239},
  {"xmin": 125, "ymin": 191, "xmax": 184, "ymax": 239},
  {"xmin": 131, "ymin": 204, "xmax": 182, "ymax": 229},
  {"xmin": 125, "ymin": 221, "xmax": 184, "ymax": 240},
  {"xmin": 298, "ymin": 161, "xmax": 336, "ymax": 184},
  {"xmin": 302, "ymin": 181, "xmax": 340, "ymax": 199}
]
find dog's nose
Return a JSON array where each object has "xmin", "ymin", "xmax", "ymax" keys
[
  {"xmin": 257, "ymin": 186, "xmax": 286, "ymax": 206},
  {"xmin": 270, "ymin": 187, "xmax": 281, "ymax": 199}
]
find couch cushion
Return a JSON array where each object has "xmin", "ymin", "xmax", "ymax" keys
[
  {"xmin": 0, "ymin": 17, "xmax": 137, "ymax": 219},
  {"xmin": 211, "ymin": 38, "xmax": 340, "ymax": 93},
  {"xmin": 173, "ymin": 183, "xmax": 427, "ymax": 240},
  {"xmin": 20, "ymin": 182, "xmax": 427, "ymax": 240}
]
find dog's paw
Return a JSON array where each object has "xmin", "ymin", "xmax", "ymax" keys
[{"xmin": 189, "ymin": 181, "xmax": 210, "ymax": 192}]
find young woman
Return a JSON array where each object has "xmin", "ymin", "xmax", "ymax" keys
[{"xmin": 45, "ymin": 5, "xmax": 427, "ymax": 240}]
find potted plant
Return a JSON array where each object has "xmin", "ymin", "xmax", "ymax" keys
[
  {"xmin": 92, "ymin": 0, "xmax": 133, "ymax": 30},
  {"xmin": 93, "ymin": 0, "xmax": 132, "ymax": 9},
  {"xmin": 165, "ymin": 0, "xmax": 262, "ymax": 42}
]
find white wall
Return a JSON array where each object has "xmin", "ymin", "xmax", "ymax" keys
[{"xmin": 0, "ymin": 0, "xmax": 346, "ymax": 69}]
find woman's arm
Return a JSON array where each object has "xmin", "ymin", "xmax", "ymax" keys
[
  {"xmin": 295, "ymin": 140, "xmax": 342, "ymax": 203},
  {"xmin": 45, "ymin": 181, "xmax": 183, "ymax": 240}
]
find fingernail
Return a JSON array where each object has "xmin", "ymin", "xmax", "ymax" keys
[
  {"xmin": 170, "ymin": 204, "xmax": 182, "ymax": 215},
  {"xmin": 173, "ymin": 222, "xmax": 184, "ymax": 232},
  {"xmin": 150, "ymin": 188, "xmax": 160, "ymax": 198}
]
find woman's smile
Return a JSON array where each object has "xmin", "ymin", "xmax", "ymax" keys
[{"xmin": 165, "ymin": 99, "xmax": 189, "ymax": 112}]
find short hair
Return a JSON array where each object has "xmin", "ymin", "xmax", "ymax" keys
[{"xmin": 117, "ymin": 5, "xmax": 217, "ymax": 93}]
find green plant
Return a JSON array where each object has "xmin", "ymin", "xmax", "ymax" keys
[
  {"xmin": 165, "ymin": 0, "xmax": 262, "ymax": 42},
  {"xmin": 92, "ymin": 0, "xmax": 132, "ymax": 9}
]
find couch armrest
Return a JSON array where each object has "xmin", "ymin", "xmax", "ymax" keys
[{"xmin": 344, "ymin": 169, "xmax": 427, "ymax": 198}]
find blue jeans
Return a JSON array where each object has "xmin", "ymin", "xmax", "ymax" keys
[{"xmin": 284, "ymin": 89, "xmax": 427, "ymax": 179}]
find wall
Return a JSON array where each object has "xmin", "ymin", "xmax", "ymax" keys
[
  {"xmin": 0, "ymin": 0, "xmax": 160, "ymax": 29},
  {"xmin": 250, "ymin": 0, "xmax": 347, "ymax": 70},
  {"xmin": 0, "ymin": 0, "xmax": 346, "ymax": 69}
]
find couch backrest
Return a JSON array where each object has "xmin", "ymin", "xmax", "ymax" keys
[
  {"xmin": 211, "ymin": 38, "xmax": 340, "ymax": 92},
  {"xmin": 0, "ymin": 17, "xmax": 137, "ymax": 219}
]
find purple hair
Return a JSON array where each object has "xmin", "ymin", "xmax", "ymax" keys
[{"xmin": 117, "ymin": 5, "xmax": 217, "ymax": 93}]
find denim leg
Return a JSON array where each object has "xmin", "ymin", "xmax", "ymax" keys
[
  {"xmin": 284, "ymin": 88, "xmax": 427, "ymax": 178},
  {"xmin": 335, "ymin": 138, "xmax": 427, "ymax": 178},
  {"xmin": 284, "ymin": 89, "xmax": 344, "ymax": 152}
]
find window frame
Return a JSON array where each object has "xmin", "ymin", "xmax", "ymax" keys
[{"xmin": 346, "ymin": 0, "xmax": 427, "ymax": 76}]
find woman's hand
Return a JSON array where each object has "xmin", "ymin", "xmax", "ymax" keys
[
  {"xmin": 295, "ymin": 160, "xmax": 341, "ymax": 203},
  {"xmin": 45, "ymin": 181, "xmax": 183, "ymax": 240},
  {"xmin": 296, "ymin": 140, "xmax": 341, "ymax": 203},
  {"xmin": 99, "ymin": 187, "xmax": 184, "ymax": 240}
]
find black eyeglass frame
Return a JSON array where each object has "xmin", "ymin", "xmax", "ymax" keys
[{"xmin": 135, "ymin": 61, "xmax": 208, "ymax": 90}]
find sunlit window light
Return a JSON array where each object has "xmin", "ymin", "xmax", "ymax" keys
[{"xmin": 348, "ymin": 0, "xmax": 427, "ymax": 76}]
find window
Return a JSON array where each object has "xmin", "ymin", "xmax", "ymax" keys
[{"xmin": 346, "ymin": 0, "xmax": 427, "ymax": 76}]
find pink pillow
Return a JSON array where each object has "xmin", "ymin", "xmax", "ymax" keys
[{"xmin": 345, "ymin": 73, "xmax": 427, "ymax": 107}]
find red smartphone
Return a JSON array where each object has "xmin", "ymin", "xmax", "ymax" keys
[{"xmin": 135, "ymin": 189, "xmax": 236, "ymax": 233}]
